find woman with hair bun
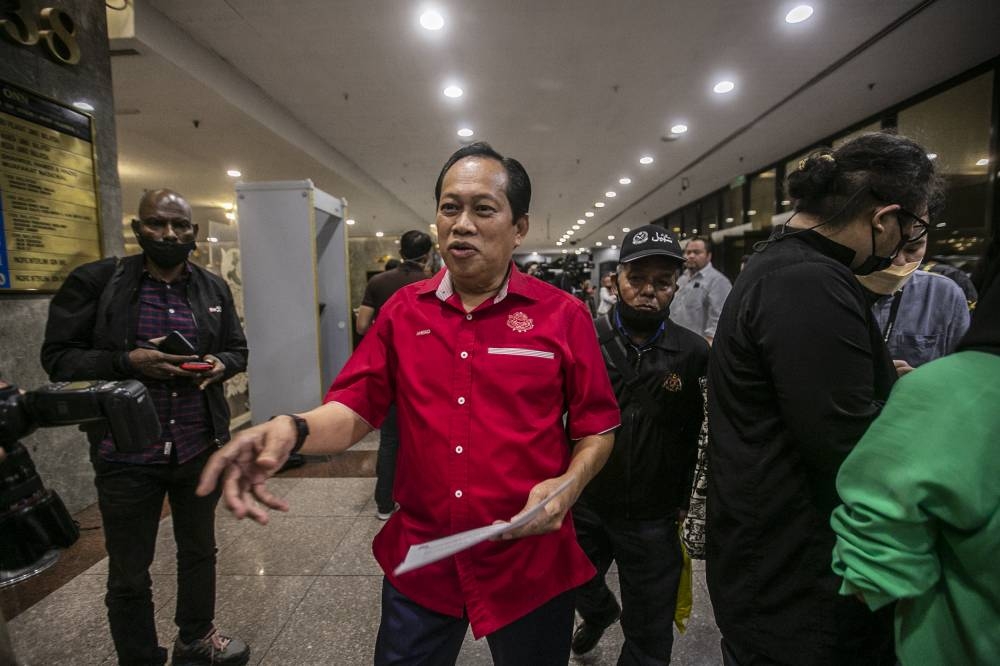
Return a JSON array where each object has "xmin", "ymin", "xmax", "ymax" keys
[{"xmin": 706, "ymin": 132, "xmax": 943, "ymax": 665}]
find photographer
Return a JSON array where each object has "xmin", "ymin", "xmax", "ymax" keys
[{"xmin": 40, "ymin": 189, "xmax": 250, "ymax": 666}]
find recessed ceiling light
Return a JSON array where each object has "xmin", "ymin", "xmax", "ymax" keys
[
  {"xmin": 725, "ymin": 217, "xmax": 735, "ymax": 223},
  {"xmin": 611, "ymin": 245, "xmax": 617, "ymax": 250},
  {"xmin": 639, "ymin": 156, "xmax": 654, "ymax": 165},
  {"xmin": 785, "ymin": 5, "xmax": 814, "ymax": 23},
  {"xmin": 781, "ymin": 199, "xmax": 791, "ymax": 206},
  {"xmin": 608, "ymin": 235, "xmax": 615, "ymax": 240},
  {"xmin": 605, "ymin": 191, "xmax": 617, "ymax": 198},
  {"xmin": 567, "ymin": 229, "xmax": 575, "ymax": 235},
  {"xmin": 224, "ymin": 212, "xmax": 235, "ymax": 221},
  {"xmin": 976, "ymin": 158, "xmax": 989, "ymax": 166},
  {"xmin": 585, "ymin": 212, "xmax": 595, "ymax": 218},
  {"xmin": 595, "ymin": 242, "xmax": 603, "ymax": 247},
  {"xmin": 927, "ymin": 153, "xmax": 938, "ymax": 160},
  {"xmin": 619, "ymin": 177, "xmax": 632, "ymax": 185},
  {"xmin": 935, "ymin": 222, "xmax": 946, "ymax": 228},
  {"xmin": 457, "ymin": 127, "xmax": 474, "ymax": 137},
  {"xmin": 595, "ymin": 202, "xmax": 605, "ymax": 208},
  {"xmin": 622, "ymin": 227, "xmax": 630, "ymax": 233},
  {"xmin": 693, "ymin": 228, "xmax": 699, "ymax": 234},
  {"xmin": 346, "ymin": 218, "xmax": 356, "ymax": 225},
  {"xmin": 577, "ymin": 219, "xmax": 585, "ymax": 224},
  {"xmin": 443, "ymin": 85, "xmax": 463, "ymax": 98},
  {"xmin": 375, "ymin": 231, "xmax": 384, "ymax": 237},
  {"xmin": 72, "ymin": 101, "xmax": 94, "ymax": 112},
  {"xmin": 419, "ymin": 10, "xmax": 444, "ymax": 30},
  {"xmin": 226, "ymin": 169, "xmax": 242, "ymax": 178},
  {"xmin": 206, "ymin": 236, "xmax": 219, "ymax": 243},
  {"xmin": 670, "ymin": 124, "xmax": 688, "ymax": 135},
  {"xmin": 572, "ymin": 225, "xmax": 580, "ymax": 230},
  {"xmin": 714, "ymin": 80, "xmax": 735, "ymax": 94},
  {"xmin": 708, "ymin": 224, "xmax": 717, "ymax": 229},
  {"xmin": 748, "ymin": 209, "xmax": 758, "ymax": 216},
  {"xmin": 562, "ymin": 249, "xmax": 568, "ymax": 254}
]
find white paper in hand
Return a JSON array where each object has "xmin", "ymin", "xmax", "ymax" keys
[{"xmin": 393, "ymin": 477, "xmax": 574, "ymax": 576}]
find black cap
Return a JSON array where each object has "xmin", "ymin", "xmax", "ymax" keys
[{"xmin": 618, "ymin": 225, "xmax": 684, "ymax": 264}]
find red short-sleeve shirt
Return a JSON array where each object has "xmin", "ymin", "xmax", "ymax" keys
[{"xmin": 325, "ymin": 264, "xmax": 620, "ymax": 636}]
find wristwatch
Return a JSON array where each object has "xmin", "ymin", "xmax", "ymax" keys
[{"xmin": 270, "ymin": 413, "xmax": 309, "ymax": 453}]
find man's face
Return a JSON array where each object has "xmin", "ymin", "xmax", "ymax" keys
[
  {"xmin": 133, "ymin": 193, "xmax": 197, "ymax": 244},
  {"xmin": 684, "ymin": 240, "xmax": 710, "ymax": 272},
  {"xmin": 436, "ymin": 157, "xmax": 527, "ymax": 288},
  {"xmin": 614, "ymin": 256, "xmax": 679, "ymax": 313}
]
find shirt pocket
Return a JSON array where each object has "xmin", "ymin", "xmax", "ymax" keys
[
  {"xmin": 486, "ymin": 346, "xmax": 557, "ymax": 375},
  {"xmin": 894, "ymin": 333, "xmax": 941, "ymax": 367}
]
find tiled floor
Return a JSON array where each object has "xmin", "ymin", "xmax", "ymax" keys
[{"xmin": 7, "ymin": 438, "xmax": 722, "ymax": 664}]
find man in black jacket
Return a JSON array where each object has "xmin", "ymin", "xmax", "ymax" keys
[
  {"xmin": 571, "ymin": 225, "xmax": 709, "ymax": 664},
  {"xmin": 41, "ymin": 189, "xmax": 250, "ymax": 666}
]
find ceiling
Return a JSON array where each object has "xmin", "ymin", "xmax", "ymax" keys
[{"xmin": 110, "ymin": 0, "xmax": 1000, "ymax": 252}]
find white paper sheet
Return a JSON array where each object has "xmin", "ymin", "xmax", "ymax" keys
[{"xmin": 393, "ymin": 478, "xmax": 575, "ymax": 576}]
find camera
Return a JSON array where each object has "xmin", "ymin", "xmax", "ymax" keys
[{"xmin": 0, "ymin": 379, "xmax": 160, "ymax": 586}]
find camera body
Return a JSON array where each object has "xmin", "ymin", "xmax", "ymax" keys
[{"xmin": 0, "ymin": 380, "xmax": 160, "ymax": 586}]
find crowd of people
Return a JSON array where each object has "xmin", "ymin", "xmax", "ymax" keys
[{"xmin": 36, "ymin": 132, "xmax": 997, "ymax": 665}]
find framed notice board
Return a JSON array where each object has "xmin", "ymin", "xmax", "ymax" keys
[{"xmin": 0, "ymin": 80, "xmax": 102, "ymax": 292}]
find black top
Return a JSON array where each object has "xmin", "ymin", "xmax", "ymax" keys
[
  {"xmin": 581, "ymin": 312, "xmax": 708, "ymax": 520},
  {"xmin": 361, "ymin": 261, "xmax": 428, "ymax": 313},
  {"xmin": 706, "ymin": 229, "xmax": 896, "ymax": 664}
]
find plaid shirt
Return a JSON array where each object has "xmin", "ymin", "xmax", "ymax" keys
[{"xmin": 99, "ymin": 266, "xmax": 212, "ymax": 464}]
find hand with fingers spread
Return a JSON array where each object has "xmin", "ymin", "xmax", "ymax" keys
[
  {"xmin": 127, "ymin": 347, "xmax": 199, "ymax": 380},
  {"xmin": 497, "ymin": 474, "xmax": 582, "ymax": 541},
  {"xmin": 196, "ymin": 416, "xmax": 297, "ymax": 524}
]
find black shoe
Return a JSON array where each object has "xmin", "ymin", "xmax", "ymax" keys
[
  {"xmin": 571, "ymin": 613, "xmax": 620, "ymax": 656},
  {"xmin": 171, "ymin": 627, "xmax": 250, "ymax": 665}
]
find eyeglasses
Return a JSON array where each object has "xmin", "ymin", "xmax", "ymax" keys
[{"xmin": 894, "ymin": 208, "xmax": 929, "ymax": 243}]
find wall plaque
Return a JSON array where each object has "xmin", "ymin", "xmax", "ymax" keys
[{"xmin": 0, "ymin": 79, "xmax": 101, "ymax": 291}]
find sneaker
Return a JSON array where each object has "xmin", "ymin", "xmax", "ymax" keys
[
  {"xmin": 376, "ymin": 502, "xmax": 399, "ymax": 521},
  {"xmin": 172, "ymin": 627, "xmax": 250, "ymax": 665},
  {"xmin": 571, "ymin": 611, "xmax": 621, "ymax": 656}
]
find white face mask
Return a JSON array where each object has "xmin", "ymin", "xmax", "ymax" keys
[{"xmin": 855, "ymin": 260, "xmax": 921, "ymax": 295}]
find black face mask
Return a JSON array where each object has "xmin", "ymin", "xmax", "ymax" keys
[
  {"xmin": 616, "ymin": 300, "xmax": 670, "ymax": 333},
  {"xmin": 137, "ymin": 236, "xmax": 195, "ymax": 268},
  {"xmin": 852, "ymin": 221, "xmax": 904, "ymax": 276}
]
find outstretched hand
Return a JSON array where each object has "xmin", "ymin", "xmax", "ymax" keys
[
  {"xmin": 496, "ymin": 475, "xmax": 581, "ymax": 540},
  {"xmin": 196, "ymin": 416, "xmax": 298, "ymax": 524}
]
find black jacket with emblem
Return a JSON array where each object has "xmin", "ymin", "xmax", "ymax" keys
[
  {"xmin": 579, "ymin": 311, "xmax": 709, "ymax": 520},
  {"xmin": 40, "ymin": 253, "xmax": 248, "ymax": 448}
]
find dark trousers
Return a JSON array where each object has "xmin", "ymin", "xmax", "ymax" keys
[
  {"xmin": 573, "ymin": 502, "xmax": 683, "ymax": 665},
  {"xmin": 92, "ymin": 448, "xmax": 220, "ymax": 666},
  {"xmin": 375, "ymin": 403, "xmax": 399, "ymax": 513},
  {"xmin": 374, "ymin": 578, "xmax": 575, "ymax": 665}
]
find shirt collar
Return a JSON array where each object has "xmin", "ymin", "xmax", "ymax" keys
[
  {"xmin": 419, "ymin": 262, "xmax": 541, "ymax": 305},
  {"xmin": 142, "ymin": 261, "xmax": 191, "ymax": 285},
  {"xmin": 782, "ymin": 227, "xmax": 856, "ymax": 267}
]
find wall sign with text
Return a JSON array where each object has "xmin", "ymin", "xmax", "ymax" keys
[{"xmin": 0, "ymin": 80, "xmax": 102, "ymax": 291}]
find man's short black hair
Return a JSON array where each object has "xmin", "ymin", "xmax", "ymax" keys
[
  {"xmin": 433, "ymin": 142, "xmax": 531, "ymax": 223},
  {"xmin": 400, "ymin": 229, "xmax": 432, "ymax": 260}
]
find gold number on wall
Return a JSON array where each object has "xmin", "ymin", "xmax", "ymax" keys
[
  {"xmin": 39, "ymin": 7, "xmax": 80, "ymax": 65},
  {"xmin": 0, "ymin": 0, "xmax": 41, "ymax": 46}
]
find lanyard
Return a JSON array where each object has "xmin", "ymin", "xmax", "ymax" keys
[{"xmin": 882, "ymin": 288, "xmax": 905, "ymax": 343}]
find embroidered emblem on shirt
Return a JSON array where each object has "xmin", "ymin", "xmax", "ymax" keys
[
  {"xmin": 633, "ymin": 231, "xmax": 649, "ymax": 244},
  {"xmin": 507, "ymin": 311, "xmax": 534, "ymax": 333},
  {"xmin": 416, "ymin": 329, "xmax": 431, "ymax": 336},
  {"xmin": 662, "ymin": 373, "xmax": 683, "ymax": 392},
  {"xmin": 208, "ymin": 305, "xmax": 222, "ymax": 313}
]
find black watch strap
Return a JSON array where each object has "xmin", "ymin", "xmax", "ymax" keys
[{"xmin": 269, "ymin": 413, "xmax": 309, "ymax": 453}]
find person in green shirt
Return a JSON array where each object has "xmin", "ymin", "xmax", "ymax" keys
[{"xmin": 831, "ymin": 240, "xmax": 1000, "ymax": 665}]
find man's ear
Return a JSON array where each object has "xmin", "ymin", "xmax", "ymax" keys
[
  {"xmin": 130, "ymin": 218, "xmax": 142, "ymax": 238},
  {"xmin": 513, "ymin": 215, "xmax": 529, "ymax": 247},
  {"xmin": 871, "ymin": 204, "xmax": 900, "ymax": 234},
  {"xmin": 192, "ymin": 223, "xmax": 200, "ymax": 240}
]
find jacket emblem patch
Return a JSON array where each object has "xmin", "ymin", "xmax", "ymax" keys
[
  {"xmin": 662, "ymin": 373, "xmax": 683, "ymax": 392},
  {"xmin": 507, "ymin": 311, "xmax": 534, "ymax": 333},
  {"xmin": 208, "ymin": 305, "xmax": 223, "ymax": 313}
]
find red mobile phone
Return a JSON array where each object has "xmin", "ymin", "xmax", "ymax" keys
[{"xmin": 180, "ymin": 361, "xmax": 214, "ymax": 372}]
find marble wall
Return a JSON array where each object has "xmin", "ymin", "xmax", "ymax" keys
[{"xmin": 0, "ymin": 1, "xmax": 122, "ymax": 512}]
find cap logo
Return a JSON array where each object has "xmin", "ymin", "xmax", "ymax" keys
[
  {"xmin": 633, "ymin": 231, "xmax": 649, "ymax": 245},
  {"xmin": 652, "ymin": 231, "xmax": 673, "ymax": 244}
]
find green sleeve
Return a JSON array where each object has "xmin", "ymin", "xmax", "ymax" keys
[{"xmin": 830, "ymin": 352, "xmax": 1000, "ymax": 610}]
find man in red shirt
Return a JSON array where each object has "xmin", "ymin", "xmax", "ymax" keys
[{"xmin": 198, "ymin": 142, "xmax": 620, "ymax": 664}]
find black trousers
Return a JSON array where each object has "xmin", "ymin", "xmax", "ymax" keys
[
  {"xmin": 374, "ymin": 578, "xmax": 575, "ymax": 665},
  {"xmin": 375, "ymin": 403, "xmax": 400, "ymax": 513},
  {"xmin": 92, "ymin": 447, "xmax": 220, "ymax": 666},
  {"xmin": 573, "ymin": 502, "xmax": 683, "ymax": 665}
]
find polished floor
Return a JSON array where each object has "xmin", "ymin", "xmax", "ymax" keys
[{"xmin": 6, "ymin": 435, "xmax": 722, "ymax": 665}]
